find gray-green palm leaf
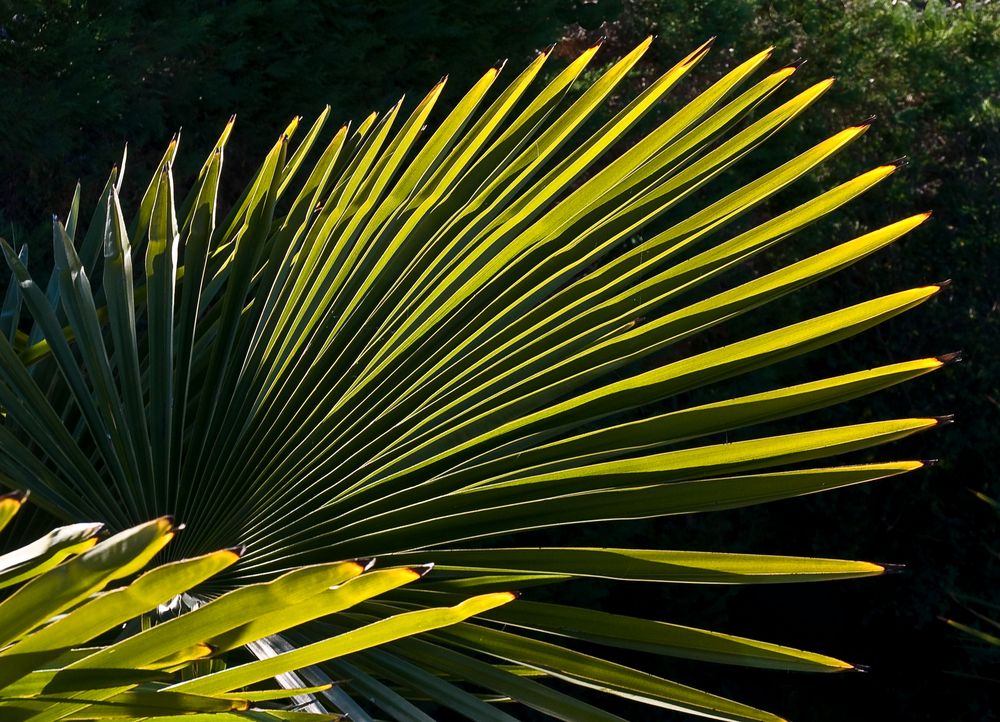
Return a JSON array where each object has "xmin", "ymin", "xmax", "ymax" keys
[{"xmin": 0, "ymin": 39, "xmax": 949, "ymax": 720}]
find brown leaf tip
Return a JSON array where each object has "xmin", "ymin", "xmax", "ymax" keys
[{"xmin": 938, "ymin": 351, "xmax": 963, "ymax": 365}]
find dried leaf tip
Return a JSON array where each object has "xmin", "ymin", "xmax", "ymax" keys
[
  {"xmin": 932, "ymin": 278, "xmax": 953, "ymax": 291},
  {"xmin": 354, "ymin": 557, "xmax": 376, "ymax": 571},
  {"xmin": 414, "ymin": 563, "xmax": 435, "ymax": 577},
  {"xmin": 920, "ymin": 458, "xmax": 941, "ymax": 468},
  {"xmin": 784, "ymin": 57, "xmax": 808, "ymax": 70},
  {"xmin": 851, "ymin": 663, "xmax": 872, "ymax": 674},
  {"xmin": 224, "ymin": 545, "xmax": 247, "ymax": 558},
  {"xmin": 879, "ymin": 562, "xmax": 907, "ymax": 575},
  {"xmin": 159, "ymin": 516, "xmax": 186, "ymax": 535},
  {"xmin": 933, "ymin": 414, "xmax": 956, "ymax": 426},
  {"xmin": 0, "ymin": 489, "xmax": 29, "ymax": 502},
  {"xmin": 937, "ymin": 350, "xmax": 963, "ymax": 365},
  {"xmin": 889, "ymin": 155, "xmax": 909, "ymax": 168}
]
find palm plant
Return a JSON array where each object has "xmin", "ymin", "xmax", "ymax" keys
[
  {"xmin": 0, "ymin": 39, "xmax": 950, "ymax": 720},
  {"xmin": 0, "ymin": 491, "xmax": 512, "ymax": 720}
]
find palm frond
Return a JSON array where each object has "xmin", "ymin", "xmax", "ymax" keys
[
  {"xmin": 0, "ymin": 39, "xmax": 948, "ymax": 720},
  {"xmin": 0, "ymin": 493, "xmax": 508, "ymax": 720}
]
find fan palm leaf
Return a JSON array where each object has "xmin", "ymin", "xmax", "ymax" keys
[{"xmin": 0, "ymin": 39, "xmax": 949, "ymax": 720}]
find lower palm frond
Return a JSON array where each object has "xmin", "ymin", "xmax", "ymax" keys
[{"xmin": 0, "ymin": 492, "xmax": 509, "ymax": 720}]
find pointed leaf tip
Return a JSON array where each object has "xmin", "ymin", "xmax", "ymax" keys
[
  {"xmin": 933, "ymin": 414, "xmax": 955, "ymax": 426},
  {"xmin": 0, "ymin": 488, "xmax": 29, "ymax": 503},
  {"xmin": 583, "ymin": 36, "xmax": 606, "ymax": 54},
  {"xmin": 414, "ymin": 563, "xmax": 435, "ymax": 577},
  {"xmin": 879, "ymin": 562, "xmax": 907, "ymax": 575},
  {"xmin": 685, "ymin": 37, "xmax": 715, "ymax": 64},
  {"xmin": 937, "ymin": 350, "xmax": 963, "ymax": 365}
]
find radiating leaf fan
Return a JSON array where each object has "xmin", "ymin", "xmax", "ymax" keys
[{"xmin": 0, "ymin": 39, "xmax": 949, "ymax": 720}]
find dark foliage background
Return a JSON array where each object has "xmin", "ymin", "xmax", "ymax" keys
[{"xmin": 1, "ymin": 1, "xmax": 998, "ymax": 719}]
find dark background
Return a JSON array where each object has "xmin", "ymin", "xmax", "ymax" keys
[{"xmin": 1, "ymin": 1, "xmax": 998, "ymax": 719}]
